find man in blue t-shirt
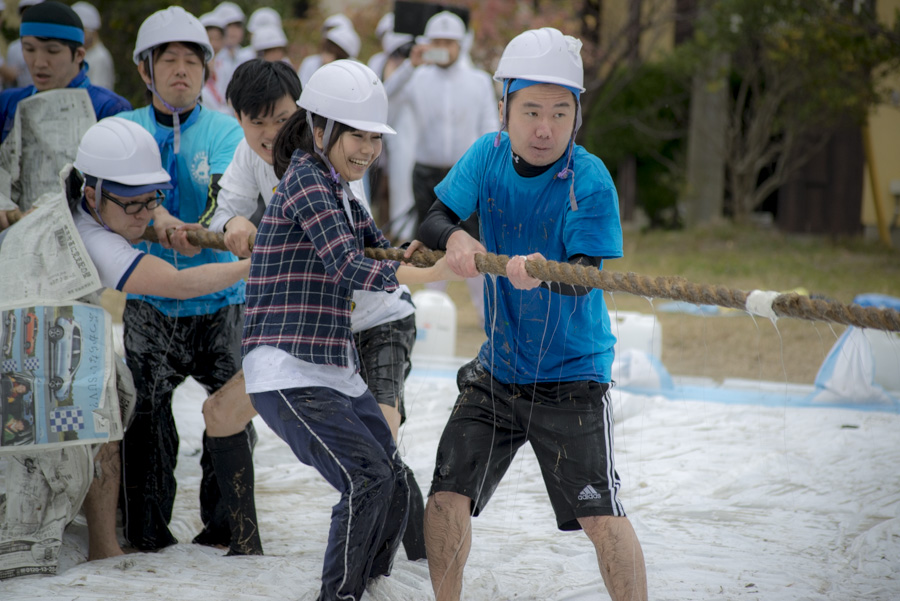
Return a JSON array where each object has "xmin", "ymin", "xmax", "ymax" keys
[
  {"xmin": 115, "ymin": 7, "xmax": 259, "ymax": 556},
  {"xmin": 0, "ymin": 0, "xmax": 131, "ymax": 231},
  {"xmin": 413, "ymin": 28, "xmax": 648, "ymax": 601}
]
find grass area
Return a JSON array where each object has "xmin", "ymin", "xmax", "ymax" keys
[
  {"xmin": 609, "ymin": 223, "xmax": 900, "ymax": 304},
  {"xmin": 447, "ymin": 223, "xmax": 900, "ymax": 384}
]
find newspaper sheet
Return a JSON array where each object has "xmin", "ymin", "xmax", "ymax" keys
[
  {"xmin": 0, "ymin": 302, "xmax": 122, "ymax": 452},
  {"xmin": 0, "ymin": 152, "xmax": 122, "ymax": 576},
  {"xmin": 0, "ymin": 446, "xmax": 92, "ymax": 578},
  {"xmin": 0, "ymin": 188, "xmax": 101, "ymax": 305},
  {"xmin": 0, "ymin": 89, "xmax": 96, "ymax": 213}
]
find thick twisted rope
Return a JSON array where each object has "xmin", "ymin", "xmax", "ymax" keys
[{"xmin": 6, "ymin": 208, "xmax": 898, "ymax": 331}]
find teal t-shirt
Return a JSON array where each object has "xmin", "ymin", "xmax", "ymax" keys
[
  {"xmin": 118, "ymin": 105, "xmax": 245, "ymax": 317},
  {"xmin": 436, "ymin": 133, "xmax": 623, "ymax": 384}
]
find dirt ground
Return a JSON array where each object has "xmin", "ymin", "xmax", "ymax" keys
[
  {"xmin": 104, "ymin": 282, "xmax": 847, "ymax": 386},
  {"xmin": 442, "ymin": 280, "xmax": 847, "ymax": 385}
]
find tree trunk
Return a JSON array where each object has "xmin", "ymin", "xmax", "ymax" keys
[{"xmin": 682, "ymin": 53, "xmax": 729, "ymax": 226}]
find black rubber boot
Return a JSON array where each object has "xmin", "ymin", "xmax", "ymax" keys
[
  {"xmin": 192, "ymin": 431, "xmax": 232, "ymax": 548},
  {"xmin": 205, "ymin": 424, "xmax": 263, "ymax": 556}
]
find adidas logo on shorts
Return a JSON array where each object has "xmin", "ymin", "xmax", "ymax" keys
[{"xmin": 577, "ymin": 484, "xmax": 603, "ymax": 501}]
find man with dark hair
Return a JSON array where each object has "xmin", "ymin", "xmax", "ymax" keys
[
  {"xmin": 0, "ymin": 0, "xmax": 130, "ymax": 231},
  {"xmin": 0, "ymin": 0, "xmax": 129, "ymax": 142},
  {"xmin": 116, "ymin": 6, "xmax": 249, "ymax": 555}
]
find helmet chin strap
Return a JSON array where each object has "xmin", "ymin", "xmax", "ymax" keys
[
  {"xmin": 89, "ymin": 178, "xmax": 113, "ymax": 232},
  {"xmin": 306, "ymin": 111, "xmax": 356, "ymax": 228},
  {"xmin": 146, "ymin": 54, "xmax": 204, "ymax": 154}
]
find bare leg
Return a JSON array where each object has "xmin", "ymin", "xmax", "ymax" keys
[
  {"xmin": 83, "ymin": 441, "xmax": 125, "ymax": 560},
  {"xmin": 377, "ymin": 404, "xmax": 402, "ymax": 442},
  {"xmin": 578, "ymin": 515, "xmax": 647, "ymax": 601},
  {"xmin": 424, "ymin": 491, "xmax": 472, "ymax": 601},
  {"xmin": 202, "ymin": 370, "xmax": 257, "ymax": 437}
]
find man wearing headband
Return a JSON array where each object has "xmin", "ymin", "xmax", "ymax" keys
[
  {"xmin": 412, "ymin": 28, "xmax": 648, "ymax": 601},
  {"xmin": 0, "ymin": 0, "xmax": 130, "ymax": 143}
]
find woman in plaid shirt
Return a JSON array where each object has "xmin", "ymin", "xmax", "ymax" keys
[{"xmin": 242, "ymin": 60, "xmax": 457, "ymax": 601}]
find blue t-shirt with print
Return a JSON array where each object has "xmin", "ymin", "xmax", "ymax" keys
[
  {"xmin": 118, "ymin": 105, "xmax": 245, "ymax": 317},
  {"xmin": 436, "ymin": 132, "xmax": 623, "ymax": 384}
]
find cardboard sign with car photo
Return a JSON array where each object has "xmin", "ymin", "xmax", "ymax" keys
[{"xmin": 0, "ymin": 304, "xmax": 113, "ymax": 449}]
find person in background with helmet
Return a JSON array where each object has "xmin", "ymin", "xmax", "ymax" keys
[
  {"xmin": 297, "ymin": 13, "xmax": 360, "ymax": 87},
  {"xmin": 250, "ymin": 24, "xmax": 292, "ymax": 66},
  {"xmin": 245, "ymin": 59, "xmax": 457, "ymax": 600},
  {"xmin": 206, "ymin": 57, "xmax": 429, "ymax": 562},
  {"xmin": 247, "ymin": 6, "xmax": 282, "ymax": 38},
  {"xmin": 388, "ymin": 10, "xmax": 495, "ymax": 321},
  {"xmin": 0, "ymin": 0, "xmax": 131, "ymax": 231},
  {"xmin": 198, "ymin": 10, "xmax": 230, "ymax": 115},
  {"xmin": 211, "ymin": 1, "xmax": 253, "ymax": 108},
  {"xmin": 410, "ymin": 28, "xmax": 648, "ymax": 601},
  {"xmin": 71, "ymin": 1, "xmax": 114, "ymax": 91},
  {"xmin": 116, "ymin": 6, "xmax": 258, "ymax": 557}
]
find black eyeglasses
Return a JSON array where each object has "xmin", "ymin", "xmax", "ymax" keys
[{"xmin": 101, "ymin": 190, "xmax": 164, "ymax": 215}]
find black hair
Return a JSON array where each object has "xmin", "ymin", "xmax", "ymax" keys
[
  {"xmin": 64, "ymin": 168, "xmax": 86, "ymax": 212},
  {"xmin": 321, "ymin": 39, "xmax": 350, "ymax": 61},
  {"xmin": 226, "ymin": 59, "xmax": 302, "ymax": 121},
  {"xmin": 32, "ymin": 36, "xmax": 82, "ymax": 62},
  {"xmin": 272, "ymin": 109, "xmax": 353, "ymax": 179}
]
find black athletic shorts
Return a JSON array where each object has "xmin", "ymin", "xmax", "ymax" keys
[
  {"xmin": 429, "ymin": 359, "xmax": 625, "ymax": 531},
  {"xmin": 353, "ymin": 312, "xmax": 416, "ymax": 423}
]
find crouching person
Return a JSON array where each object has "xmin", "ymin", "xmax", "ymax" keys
[{"xmin": 65, "ymin": 116, "xmax": 250, "ymax": 556}]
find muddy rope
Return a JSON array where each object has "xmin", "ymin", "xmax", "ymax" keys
[
  {"xmin": 7, "ymin": 210, "xmax": 898, "ymax": 332},
  {"xmin": 141, "ymin": 227, "xmax": 900, "ymax": 332}
]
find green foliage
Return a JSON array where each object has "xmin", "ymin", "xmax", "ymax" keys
[
  {"xmin": 673, "ymin": 0, "xmax": 900, "ymax": 218},
  {"xmin": 582, "ymin": 61, "xmax": 690, "ymax": 228}
]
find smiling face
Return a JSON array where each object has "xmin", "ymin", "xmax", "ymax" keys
[
  {"xmin": 237, "ymin": 94, "xmax": 297, "ymax": 165},
  {"xmin": 316, "ymin": 127, "xmax": 383, "ymax": 182},
  {"xmin": 139, "ymin": 42, "xmax": 205, "ymax": 112},
  {"xmin": 86, "ymin": 187, "xmax": 158, "ymax": 241},
  {"xmin": 502, "ymin": 83, "xmax": 577, "ymax": 167},
  {"xmin": 22, "ymin": 36, "xmax": 85, "ymax": 92}
]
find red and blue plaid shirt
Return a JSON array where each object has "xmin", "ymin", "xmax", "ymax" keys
[{"xmin": 242, "ymin": 150, "xmax": 400, "ymax": 368}]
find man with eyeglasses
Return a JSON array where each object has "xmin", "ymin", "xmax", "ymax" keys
[{"xmin": 45, "ymin": 116, "xmax": 250, "ymax": 564}]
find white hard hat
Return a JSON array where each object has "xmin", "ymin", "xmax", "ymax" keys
[
  {"xmin": 382, "ymin": 31, "xmax": 413, "ymax": 56},
  {"xmin": 298, "ymin": 59, "xmax": 395, "ymax": 135},
  {"xmin": 323, "ymin": 13, "xmax": 352, "ymax": 32},
  {"xmin": 252, "ymin": 25, "xmax": 288, "ymax": 52},
  {"xmin": 374, "ymin": 12, "xmax": 394, "ymax": 39},
  {"xmin": 133, "ymin": 6, "xmax": 215, "ymax": 65},
  {"xmin": 423, "ymin": 11, "xmax": 466, "ymax": 42},
  {"xmin": 325, "ymin": 23, "xmax": 360, "ymax": 59},
  {"xmin": 75, "ymin": 117, "xmax": 172, "ymax": 193},
  {"xmin": 199, "ymin": 11, "xmax": 227, "ymax": 30},
  {"xmin": 214, "ymin": 1, "xmax": 244, "ymax": 25},
  {"xmin": 247, "ymin": 7, "xmax": 281, "ymax": 33},
  {"xmin": 71, "ymin": 1, "xmax": 100, "ymax": 31},
  {"xmin": 493, "ymin": 27, "xmax": 585, "ymax": 92}
]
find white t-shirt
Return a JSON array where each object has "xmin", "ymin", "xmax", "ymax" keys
[
  {"xmin": 85, "ymin": 42, "xmax": 115, "ymax": 91},
  {"xmin": 73, "ymin": 200, "xmax": 145, "ymax": 291},
  {"xmin": 208, "ymin": 138, "xmax": 278, "ymax": 234}
]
